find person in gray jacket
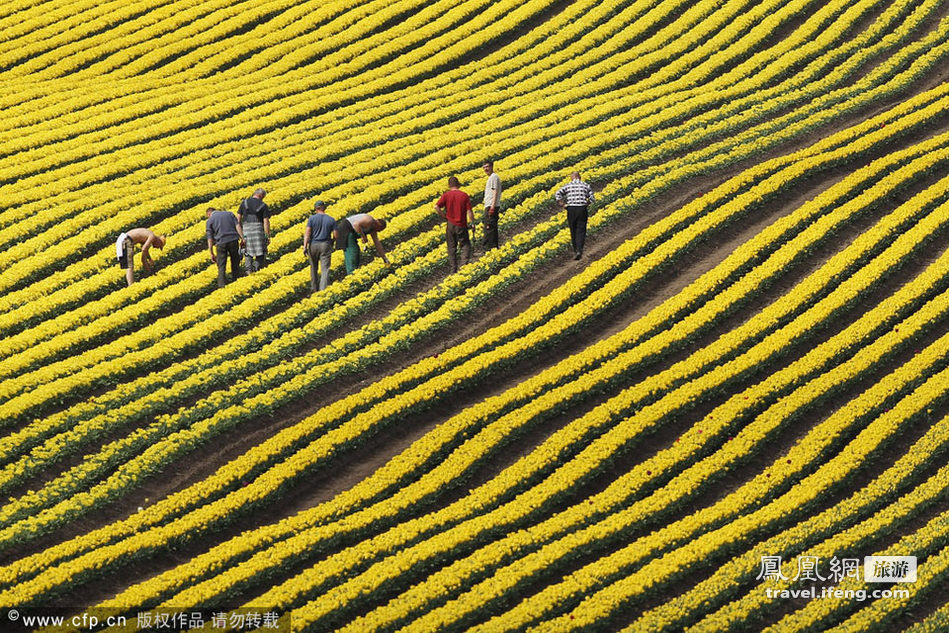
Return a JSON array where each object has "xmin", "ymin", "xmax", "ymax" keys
[{"xmin": 206, "ymin": 207, "xmax": 244, "ymax": 287}]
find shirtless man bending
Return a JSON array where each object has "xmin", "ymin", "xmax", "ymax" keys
[{"xmin": 117, "ymin": 227, "xmax": 166, "ymax": 286}]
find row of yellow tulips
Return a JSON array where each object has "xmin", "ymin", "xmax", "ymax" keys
[
  {"xmin": 79, "ymin": 109, "xmax": 949, "ymax": 618},
  {"xmin": 2, "ymin": 78, "xmax": 920, "ymax": 599},
  {"xmin": 282, "ymin": 195, "xmax": 949, "ymax": 632},
  {"xmin": 665, "ymin": 395, "xmax": 949, "ymax": 633},
  {"xmin": 0, "ymin": 0, "xmax": 932, "ymax": 400},
  {"xmin": 487, "ymin": 258, "xmax": 949, "ymax": 632}
]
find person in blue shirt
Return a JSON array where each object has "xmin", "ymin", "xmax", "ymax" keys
[{"xmin": 303, "ymin": 200, "xmax": 337, "ymax": 292}]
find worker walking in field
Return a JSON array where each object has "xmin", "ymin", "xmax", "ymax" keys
[
  {"xmin": 335, "ymin": 212, "xmax": 390, "ymax": 274},
  {"xmin": 206, "ymin": 207, "xmax": 244, "ymax": 287},
  {"xmin": 435, "ymin": 176, "xmax": 475, "ymax": 273},
  {"xmin": 237, "ymin": 187, "xmax": 271, "ymax": 272},
  {"xmin": 555, "ymin": 171, "xmax": 595, "ymax": 260},
  {"xmin": 304, "ymin": 200, "xmax": 336, "ymax": 292},
  {"xmin": 482, "ymin": 160, "xmax": 502, "ymax": 251},
  {"xmin": 116, "ymin": 228, "xmax": 166, "ymax": 286}
]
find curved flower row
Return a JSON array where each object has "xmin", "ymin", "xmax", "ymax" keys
[
  {"xmin": 638, "ymin": 394, "xmax": 949, "ymax": 633},
  {"xmin": 418, "ymin": 355, "xmax": 949, "ymax": 633},
  {"xmin": 57, "ymin": 117, "xmax": 949, "ymax": 616},
  {"xmin": 2, "ymin": 0, "xmax": 939, "ymax": 410},
  {"xmin": 266, "ymin": 198, "xmax": 949, "ymax": 632},
  {"xmin": 7, "ymin": 114, "xmax": 946, "ymax": 615},
  {"xmin": 0, "ymin": 0, "xmax": 598, "ymax": 230},
  {"xmin": 0, "ymin": 0, "xmax": 642, "ymax": 187},
  {"xmin": 466, "ymin": 268, "xmax": 949, "ymax": 633},
  {"xmin": 764, "ymin": 465, "xmax": 949, "ymax": 633}
]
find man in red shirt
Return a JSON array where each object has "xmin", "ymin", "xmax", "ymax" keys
[{"xmin": 435, "ymin": 176, "xmax": 476, "ymax": 273}]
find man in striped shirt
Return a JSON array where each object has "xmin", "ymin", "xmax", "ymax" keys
[{"xmin": 555, "ymin": 172, "xmax": 595, "ymax": 260}]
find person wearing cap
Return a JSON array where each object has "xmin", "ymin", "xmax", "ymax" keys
[
  {"xmin": 206, "ymin": 207, "xmax": 244, "ymax": 287},
  {"xmin": 237, "ymin": 187, "xmax": 270, "ymax": 272},
  {"xmin": 304, "ymin": 200, "xmax": 336, "ymax": 292},
  {"xmin": 335, "ymin": 212, "xmax": 389, "ymax": 274},
  {"xmin": 116, "ymin": 227, "xmax": 166, "ymax": 286},
  {"xmin": 434, "ymin": 176, "xmax": 475, "ymax": 273}
]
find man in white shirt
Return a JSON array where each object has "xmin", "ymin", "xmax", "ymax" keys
[{"xmin": 482, "ymin": 161, "xmax": 502, "ymax": 250}]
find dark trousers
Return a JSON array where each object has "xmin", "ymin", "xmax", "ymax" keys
[
  {"xmin": 566, "ymin": 206, "xmax": 588, "ymax": 255},
  {"xmin": 217, "ymin": 240, "xmax": 241, "ymax": 287},
  {"xmin": 446, "ymin": 223, "xmax": 471, "ymax": 273},
  {"xmin": 483, "ymin": 207, "xmax": 499, "ymax": 250}
]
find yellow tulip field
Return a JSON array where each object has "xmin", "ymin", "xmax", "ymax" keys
[{"xmin": 0, "ymin": 0, "xmax": 947, "ymax": 630}]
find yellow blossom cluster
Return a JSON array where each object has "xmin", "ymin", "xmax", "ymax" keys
[{"xmin": 2, "ymin": 0, "xmax": 948, "ymax": 629}]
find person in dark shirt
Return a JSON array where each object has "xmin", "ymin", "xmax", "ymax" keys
[
  {"xmin": 238, "ymin": 188, "xmax": 270, "ymax": 272},
  {"xmin": 434, "ymin": 176, "xmax": 475, "ymax": 273},
  {"xmin": 206, "ymin": 207, "xmax": 243, "ymax": 287},
  {"xmin": 303, "ymin": 200, "xmax": 336, "ymax": 292}
]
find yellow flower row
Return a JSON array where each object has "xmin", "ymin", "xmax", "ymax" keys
[
  {"xmin": 285, "ymin": 192, "xmax": 949, "ymax": 632},
  {"xmin": 1, "ymin": 0, "xmax": 932, "ymax": 396},
  {"xmin": 0, "ymin": 74, "xmax": 906, "ymax": 598},
  {"xmin": 0, "ymin": 0, "xmax": 621, "ymax": 197},
  {"xmin": 337, "ymin": 145, "xmax": 949, "ymax": 632},
  {"xmin": 3, "ymin": 43, "xmax": 944, "ymax": 592},
  {"xmin": 2, "ymin": 0, "xmax": 274, "ymax": 80},
  {"xmin": 768, "ymin": 484, "xmax": 949, "ymax": 632},
  {"xmin": 671, "ymin": 403, "xmax": 949, "ymax": 633},
  {"xmin": 437, "ymin": 363, "xmax": 949, "ymax": 633},
  {"xmin": 0, "ymin": 0, "xmax": 569, "ymax": 218},
  {"xmin": 503, "ymin": 271, "xmax": 949, "ymax": 632},
  {"xmin": 1, "ymin": 16, "xmax": 940, "ymax": 576},
  {"xmin": 77, "ymin": 109, "xmax": 944, "ymax": 616}
]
